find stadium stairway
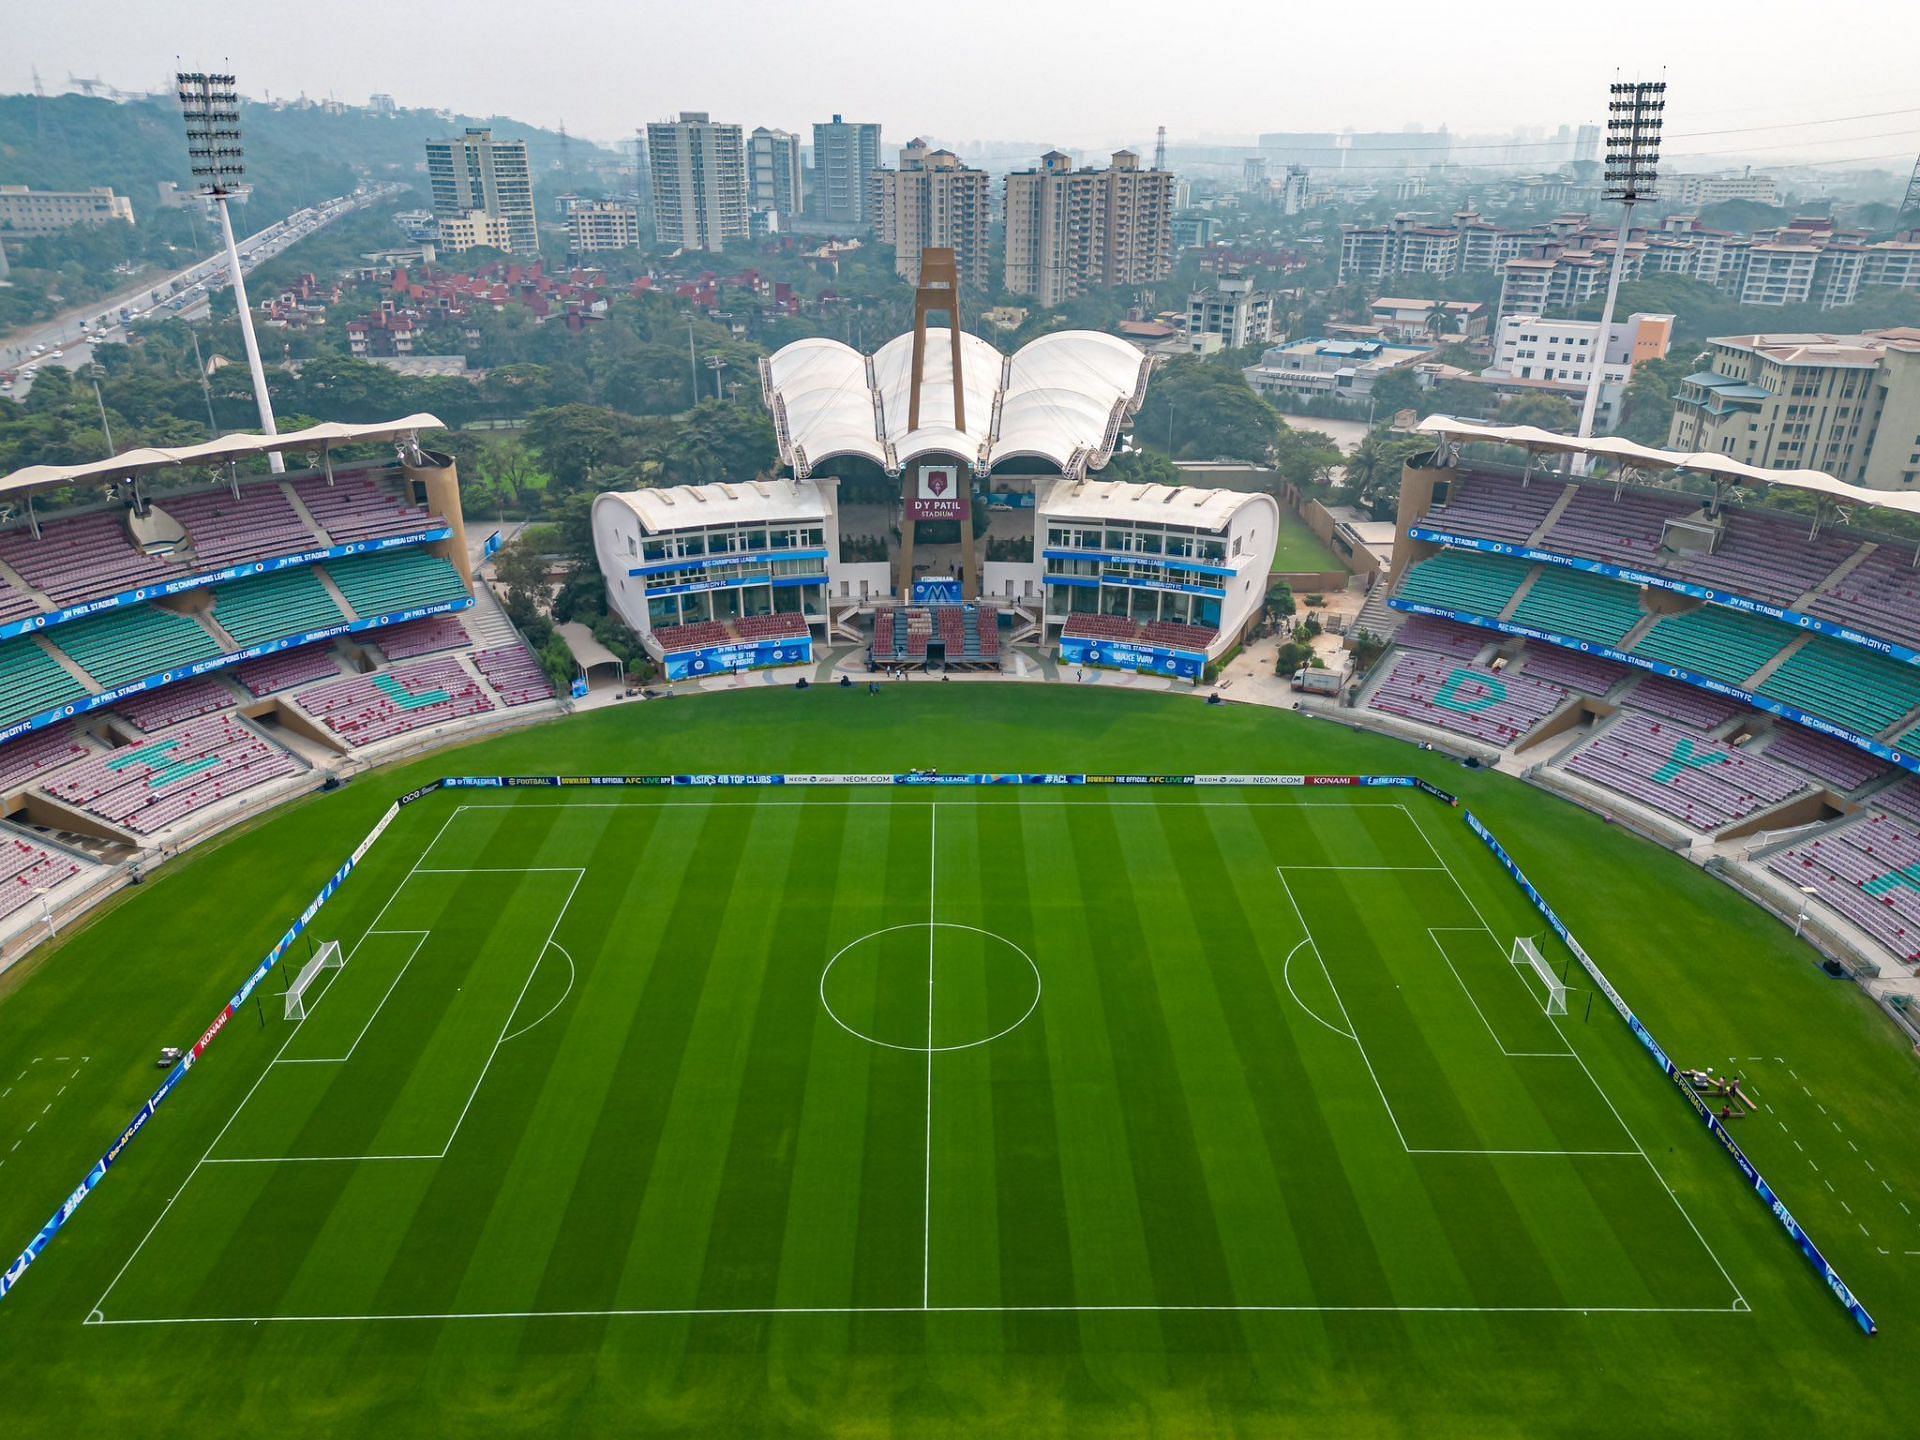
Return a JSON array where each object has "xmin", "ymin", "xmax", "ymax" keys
[{"xmin": 1524, "ymin": 482, "xmax": 1580, "ymax": 545}]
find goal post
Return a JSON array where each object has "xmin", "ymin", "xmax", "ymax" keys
[
  {"xmin": 285, "ymin": 940, "xmax": 344, "ymax": 1021},
  {"xmin": 1510, "ymin": 936, "xmax": 1568, "ymax": 1016}
]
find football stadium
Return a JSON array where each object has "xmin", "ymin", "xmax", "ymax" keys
[{"xmin": 3, "ymin": 287, "xmax": 1920, "ymax": 1435}]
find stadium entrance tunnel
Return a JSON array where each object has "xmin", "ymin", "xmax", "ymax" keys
[{"xmin": 820, "ymin": 923, "xmax": 1040, "ymax": 1052}]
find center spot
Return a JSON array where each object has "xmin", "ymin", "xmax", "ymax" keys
[{"xmin": 819, "ymin": 923, "xmax": 1041, "ymax": 1052}]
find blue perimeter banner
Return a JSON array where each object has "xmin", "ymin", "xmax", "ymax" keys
[
  {"xmin": 0, "ymin": 770, "xmax": 1456, "ymax": 1304},
  {"xmin": 1059, "ymin": 634, "xmax": 1206, "ymax": 680},
  {"xmin": 1388, "ymin": 597, "xmax": 1920, "ymax": 777},
  {"xmin": 663, "ymin": 636, "xmax": 812, "ymax": 681},
  {"xmin": 1463, "ymin": 809, "xmax": 1877, "ymax": 1336},
  {"xmin": 0, "ymin": 597, "xmax": 475, "ymax": 748},
  {"xmin": 1408, "ymin": 526, "xmax": 1920, "ymax": 669},
  {"xmin": 0, "ymin": 527, "xmax": 451, "ymax": 646}
]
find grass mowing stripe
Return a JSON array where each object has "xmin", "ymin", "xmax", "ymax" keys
[
  {"xmin": 924, "ymin": 803, "xmax": 1005, "ymax": 1316},
  {"xmin": 1117, "ymin": 803, "xmax": 1303, "ymax": 1306},
  {"xmin": 614, "ymin": 801, "xmax": 812, "ymax": 1309},
  {"xmin": 1012, "ymin": 803, "xmax": 1162, "ymax": 1324},
  {"xmin": 1062, "ymin": 804, "xmax": 1241, "ymax": 1326},
  {"xmin": 773, "ymin": 804, "xmax": 909, "ymax": 1311},
  {"xmin": 693, "ymin": 802, "xmax": 850, "ymax": 1310},
  {"xmin": 514, "ymin": 801, "xmax": 737, "ymax": 1318},
  {"xmin": 845, "ymin": 802, "xmax": 934, "ymax": 1309},
  {"xmin": 1189, "ymin": 800, "xmax": 1412, "ymax": 1309},
  {"xmin": 975, "ymin": 803, "xmax": 1077, "ymax": 1322}
]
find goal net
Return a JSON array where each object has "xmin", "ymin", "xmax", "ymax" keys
[
  {"xmin": 285, "ymin": 941, "xmax": 343, "ymax": 1021},
  {"xmin": 1510, "ymin": 936, "xmax": 1568, "ymax": 1016}
]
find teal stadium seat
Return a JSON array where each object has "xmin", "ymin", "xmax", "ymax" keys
[
  {"xmin": 321, "ymin": 550, "xmax": 469, "ymax": 619},
  {"xmin": 49, "ymin": 604, "xmax": 223, "ymax": 691},
  {"xmin": 1509, "ymin": 567, "xmax": 1646, "ymax": 647},
  {"xmin": 0, "ymin": 635, "xmax": 89, "ymax": 728},
  {"xmin": 1760, "ymin": 636, "xmax": 1920, "ymax": 738},
  {"xmin": 1395, "ymin": 549, "xmax": 1534, "ymax": 619},
  {"xmin": 213, "ymin": 567, "xmax": 345, "ymax": 649},
  {"xmin": 1631, "ymin": 606, "xmax": 1792, "ymax": 688}
]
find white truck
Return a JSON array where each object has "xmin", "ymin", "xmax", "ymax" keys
[{"xmin": 1290, "ymin": 667, "xmax": 1343, "ymax": 697}]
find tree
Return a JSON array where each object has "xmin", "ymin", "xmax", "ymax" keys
[
  {"xmin": 1616, "ymin": 354, "xmax": 1693, "ymax": 446},
  {"xmin": 1133, "ymin": 357, "xmax": 1284, "ymax": 463},
  {"xmin": 1496, "ymin": 392, "xmax": 1579, "ymax": 431}
]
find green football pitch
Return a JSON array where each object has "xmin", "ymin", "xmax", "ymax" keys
[
  {"xmin": 89, "ymin": 791, "xmax": 1739, "ymax": 1325},
  {"xmin": 3, "ymin": 688, "xmax": 1917, "ymax": 1436}
]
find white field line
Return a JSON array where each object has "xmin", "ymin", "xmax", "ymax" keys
[
  {"xmin": 1399, "ymin": 804, "xmax": 1749, "ymax": 1311},
  {"xmin": 274, "ymin": 932, "xmax": 430, "ymax": 1065},
  {"xmin": 1272, "ymin": 868, "xmax": 1410, "ymax": 1153},
  {"xmin": 923, "ymin": 803, "xmax": 936, "ymax": 1311},
  {"xmin": 1425, "ymin": 926, "xmax": 1575, "ymax": 1060},
  {"xmin": 89, "ymin": 802, "xmax": 467, "ymax": 1320},
  {"xmin": 82, "ymin": 1300, "xmax": 1749, "ymax": 1327}
]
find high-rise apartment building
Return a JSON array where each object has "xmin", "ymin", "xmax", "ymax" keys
[
  {"xmin": 565, "ymin": 199, "xmax": 642, "ymax": 254},
  {"xmin": 748, "ymin": 127, "xmax": 803, "ymax": 220},
  {"xmin": 1670, "ymin": 330, "xmax": 1920, "ymax": 488},
  {"xmin": 425, "ymin": 128, "xmax": 538, "ymax": 256},
  {"xmin": 1003, "ymin": 150, "xmax": 1175, "ymax": 308},
  {"xmin": 646, "ymin": 112, "xmax": 749, "ymax": 253},
  {"xmin": 1187, "ymin": 272, "xmax": 1285, "ymax": 353},
  {"xmin": 870, "ymin": 140, "xmax": 991, "ymax": 287},
  {"xmin": 810, "ymin": 115, "xmax": 882, "ymax": 228}
]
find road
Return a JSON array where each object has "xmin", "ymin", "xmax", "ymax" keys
[{"xmin": 0, "ymin": 183, "xmax": 402, "ymax": 399}]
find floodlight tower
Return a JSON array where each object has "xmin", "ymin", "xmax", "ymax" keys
[
  {"xmin": 1576, "ymin": 77, "xmax": 1665, "ymax": 443},
  {"xmin": 177, "ymin": 70, "xmax": 283, "ymax": 473},
  {"xmin": 1901, "ymin": 155, "xmax": 1920, "ymax": 219}
]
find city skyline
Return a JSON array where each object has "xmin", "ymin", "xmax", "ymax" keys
[{"xmin": 5, "ymin": 0, "xmax": 1918, "ymax": 173}]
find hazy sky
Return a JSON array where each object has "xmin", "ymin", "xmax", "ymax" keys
[{"xmin": 7, "ymin": 0, "xmax": 1918, "ymax": 169}]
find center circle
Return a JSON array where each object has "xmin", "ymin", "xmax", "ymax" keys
[{"xmin": 819, "ymin": 923, "xmax": 1041, "ymax": 1052}]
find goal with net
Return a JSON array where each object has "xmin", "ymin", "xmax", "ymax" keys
[
  {"xmin": 1510, "ymin": 936, "xmax": 1568, "ymax": 1016},
  {"xmin": 284, "ymin": 941, "xmax": 343, "ymax": 1021}
]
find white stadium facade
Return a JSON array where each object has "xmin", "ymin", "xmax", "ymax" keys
[{"xmin": 591, "ymin": 319, "xmax": 1278, "ymax": 682}]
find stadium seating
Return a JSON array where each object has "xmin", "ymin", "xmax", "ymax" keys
[
  {"xmin": 1621, "ymin": 674, "xmax": 1746, "ymax": 731},
  {"xmin": 1676, "ymin": 511, "xmax": 1858, "ymax": 610},
  {"xmin": 0, "ymin": 508, "xmax": 182, "ymax": 607},
  {"xmin": 1763, "ymin": 723, "xmax": 1890, "ymax": 793},
  {"xmin": 321, "ymin": 550, "xmax": 468, "ymax": 619},
  {"xmin": 1514, "ymin": 643, "xmax": 1629, "ymax": 695},
  {"xmin": 0, "ymin": 634, "xmax": 90, "ymax": 729},
  {"xmin": 652, "ymin": 620, "xmax": 732, "ymax": 652},
  {"xmin": 1630, "ymin": 605, "xmax": 1790, "ymax": 688},
  {"xmin": 1804, "ymin": 547, "xmax": 1920, "ymax": 651},
  {"xmin": 159, "ymin": 482, "xmax": 320, "ymax": 570},
  {"xmin": 1392, "ymin": 614, "xmax": 1491, "ymax": 660},
  {"xmin": 1395, "ymin": 548, "xmax": 1534, "ymax": 618},
  {"xmin": 1770, "ymin": 815, "xmax": 1920, "ymax": 964},
  {"xmin": 377, "ymin": 614, "xmax": 471, "ymax": 659},
  {"xmin": 293, "ymin": 472, "xmax": 445, "ymax": 544},
  {"xmin": 1758, "ymin": 636, "xmax": 1920, "ymax": 738},
  {"xmin": 0, "ymin": 573, "xmax": 40, "ymax": 624},
  {"xmin": 211, "ymin": 567, "xmax": 345, "ymax": 649},
  {"xmin": 1509, "ymin": 567, "xmax": 1645, "ymax": 647},
  {"xmin": 1060, "ymin": 614, "xmax": 1218, "ymax": 652},
  {"xmin": 232, "ymin": 644, "xmax": 341, "ymax": 697},
  {"xmin": 1536, "ymin": 486, "xmax": 1695, "ymax": 569},
  {"xmin": 1366, "ymin": 651, "xmax": 1564, "ymax": 746},
  {"xmin": 732, "ymin": 613, "xmax": 809, "ymax": 642},
  {"xmin": 48, "ymin": 604, "xmax": 223, "ymax": 691},
  {"xmin": 1422, "ymin": 471, "xmax": 1566, "ymax": 545},
  {"xmin": 0, "ymin": 835, "xmax": 81, "ymax": 923},
  {"xmin": 0, "ymin": 726, "xmax": 91, "ymax": 793},
  {"xmin": 473, "ymin": 645, "xmax": 557, "ymax": 706},
  {"xmin": 114, "ymin": 675, "xmax": 235, "ymax": 732},
  {"xmin": 39, "ymin": 714, "xmax": 298, "ymax": 836},
  {"xmin": 1564, "ymin": 712, "xmax": 1803, "ymax": 830},
  {"xmin": 296, "ymin": 656, "xmax": 495, "ymax": 747}
]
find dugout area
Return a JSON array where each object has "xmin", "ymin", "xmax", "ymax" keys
[{"xmin": 89, "ymin": 789, "xmax": 1742, "ymax": 1324}]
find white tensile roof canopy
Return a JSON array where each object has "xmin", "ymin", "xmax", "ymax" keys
[
  {"xmin": 1416, "ymin": 414, "xmax": 1920, "ymax": 517},
  {"xmin": 0, "ymin": 414, "xmax": 447, "ymax": 501},
  {"xmin": 760, "ymin": 330, "xmax": 1150, "ymax": 479}
]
